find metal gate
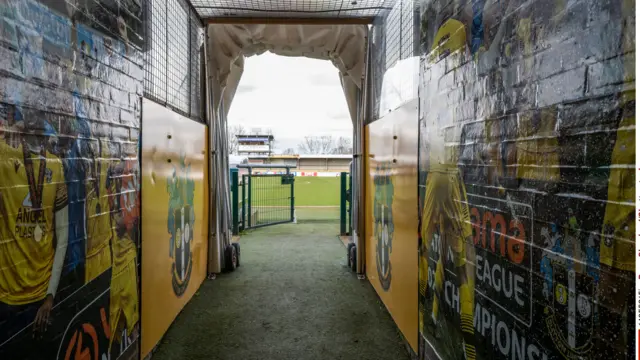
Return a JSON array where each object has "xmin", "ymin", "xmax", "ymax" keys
[{"xmin": 232, "ymin": 165, "xmax": 295, "ymax": 232}]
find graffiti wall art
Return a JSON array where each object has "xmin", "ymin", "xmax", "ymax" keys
[
  {"xmin": 417, "ymin": 0, "xmax": 635, "ymax": 360},
  {"xmin": 0, "ymin": 0, "xmax": 142, "ymax": 359}
]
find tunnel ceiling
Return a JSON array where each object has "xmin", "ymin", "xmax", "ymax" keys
[{"xmin": 189, "ymin": 0, "xmax": 394, "ymax": 20}]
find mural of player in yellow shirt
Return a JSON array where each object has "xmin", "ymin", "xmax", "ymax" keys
[
  {"xmin": 82, "ymin": 135, "xmax": 139, "ymax": 354},
  {"xmin": 108, "ymin": 158, "xmax": 140, "ymax": 353},
  {"xmin": 84, "ymin": 139, "xmax": 115, "ymax": 283},
  {"xmin": 597, "ymin": 0, "xmax": 635, "ymax": 357},
  {"xmin": 420, "ymin": 16, "xmax": 476, "ymax": 360},
  {"xmin": 0, "ymin": 113, "xmax": 69, "ymax": 341}
]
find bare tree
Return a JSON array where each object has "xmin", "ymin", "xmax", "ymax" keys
[
  {"xmin": 297, "ymin": 135, "xmax": 338, "ymax": 155},
  {"xmin": 318, "ymin": 135, "xmax": 335, "ymax": 154},
  {"xmin": 333, "ymin": 136, "xmax": 352, "ymax": 155},
  {"xmin": 227, "ymin": 124, "xmax": 247, "ymax": 154},
  {"xmin": 282, "ymin": 148, "xmax": 296, "ymax": 155},
  {"xmin": 297, "ymin": 136, "xmax": 321, "ymax": 154}
]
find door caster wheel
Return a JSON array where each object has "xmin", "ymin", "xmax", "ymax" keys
[
  {"xmin": 349, "ymin": 245, "xmax": 357, "ymax": 272},
  {"xmin": 347, "ymin": 243, "xmax": 355, "ymax": 268},
  {"xmin": 225, "ymin": 244, "xmax": 237, "ymax": 272},
  {"xmin": 232, "ymin": 242, "xmax": 241, "ymax": 267}
]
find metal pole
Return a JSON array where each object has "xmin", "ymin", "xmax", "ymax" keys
[
  {"xmin": 248, "ymin": 173, "xmax": 252, "ymax": 227},
  {"xmin": 241, "ymin": 174, "xmax": 246, "ymax": 230},
  {"xmin": 340, "ymin": 172, "xmax": 347, "ymax": 235},
  {"xmin": 348, "ymin": 173, "xmax": 352, "ymax": 235},
  {"xmin": 231, "ymin": 169, "xmax": 239, "ymax": 235},
  {"xmin": 289, "ymin": 168, "xmax": 295, "ymax": 223}
]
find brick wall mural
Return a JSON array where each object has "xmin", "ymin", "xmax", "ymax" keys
[
  {"xmin": 417, "ymin": 0, "xmax": 635, "ymax": 359},
  {"xmin": 0, "ymin": 1, "xmax": 143, "ymax": 359}
]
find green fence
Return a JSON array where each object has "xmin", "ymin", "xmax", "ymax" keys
[
  {"xmin": 231, "ymin": 169, "xmax": 348, "ymax": 233},
  {"xmin": 231, "ymin": 167, "xmax": 295, "ymax": 233},
  {"xmin": 339, "ymin": 172, "xmax": 352, "ymax": 236}
]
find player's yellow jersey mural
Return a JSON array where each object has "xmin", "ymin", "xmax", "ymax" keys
[
  {"xmin": 0, "ymin": 138, "xmax": 68, "ymax": 305},
  {"xmin": 0, "ymin": 1, "xmax": 143, "ymax": 359},
  {"xmin": 84, "ymin": 139, "xmax": 115, "ymax": 283}
]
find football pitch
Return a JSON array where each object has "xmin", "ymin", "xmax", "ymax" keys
[
  {"xmin": 294, "ymin": 176, "xmax": 341, "ymax": 206},
  {"xmin": 242, "ymin": 176, "xmax": 342, "ymax": 222}
]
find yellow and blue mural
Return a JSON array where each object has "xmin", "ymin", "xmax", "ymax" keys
[
  {"xmin": 0, "ymin": 0, "xmax": 143, "ymax": 359},
  {"xmin": 416, "ymin": 0, "xmax": 635, "ymax": 359},
  {"xmin": 366, "ymin": 102, "xmax": 419, "ymax": 353},
  {"xmin": 140, "ymin": 99, "xmax": 209, "ymax": 358}
]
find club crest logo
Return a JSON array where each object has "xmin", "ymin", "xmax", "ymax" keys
[
  {"xmin": 167, "ymin": 153, "xmax": 196, "ymax": 297},
  {"xmin": 544, "ymin": 264, "xmax": 596, "ymax": 358},
  {"xmin": 374, "ymin": 162, "xmax": 394, "ymax": 291}
]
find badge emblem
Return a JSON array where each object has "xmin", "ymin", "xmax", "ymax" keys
[
  {"xmin": 167, "ymin": 154, "xmax": 196, "ymax": 297},
  {"xmin": 374, "ymin": 162, "xmax": 394, "ymax": 291},
  {"xmin": 546, "ymin": 264, "xmax": 596, "ymax": 357}
]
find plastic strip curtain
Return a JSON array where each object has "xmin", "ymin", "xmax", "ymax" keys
[{"xmin": 204, "ymin": 33, "xmax": 231, "ymax": 274}]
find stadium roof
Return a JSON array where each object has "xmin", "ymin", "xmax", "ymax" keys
[{"xmin": 236, "ymin": 134, "xmax": 275, "ymax": 140}]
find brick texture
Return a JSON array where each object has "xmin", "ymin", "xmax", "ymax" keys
[
  {"xmin": 0, "ymin": 0, "xmax": 142, "ymax": 359},
  {"xmin": 416, "ymin": 0, "xmax": 635, "ymax": 360}
]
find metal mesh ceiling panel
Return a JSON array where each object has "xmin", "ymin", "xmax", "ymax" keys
[
  {"xmin": 189, "ymin": 0, "xmax": 396, "ymax": 19},
  {"xmin": 369, "ymin": 0, "xmax": 419, "ymax": 122},
  {"xmin": 144, "ymin": 0, "xmax": 204, "ymax": 121}
]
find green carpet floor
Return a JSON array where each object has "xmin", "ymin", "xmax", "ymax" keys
[{"xmin": 151, "ymin": 223, "xmax": 410, "ymax": 360}]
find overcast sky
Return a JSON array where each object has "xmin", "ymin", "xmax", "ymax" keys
[{"xmin": 227, "ymin": 53, "xmax": 353, "ymax": 152}]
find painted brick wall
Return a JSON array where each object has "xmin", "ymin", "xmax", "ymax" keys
[
  {"xmin": 417, "ymin": 0, "xmax": 634, "ymax": 359},
  {"xmin": 0, "ymin": 1, "xmax": 143, "ymax": 359}
]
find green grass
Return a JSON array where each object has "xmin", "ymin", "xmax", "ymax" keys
[
  {"xmin": 294, "ymin": 207, "xmax": 340, "ymax": 222},
  {"xmin": 238, "ymin": 176, "xmax": 341, "ymax": 210},
  {"xmin": 294, "ymin": 176, "xmax": 340, "ymax": 206}
]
